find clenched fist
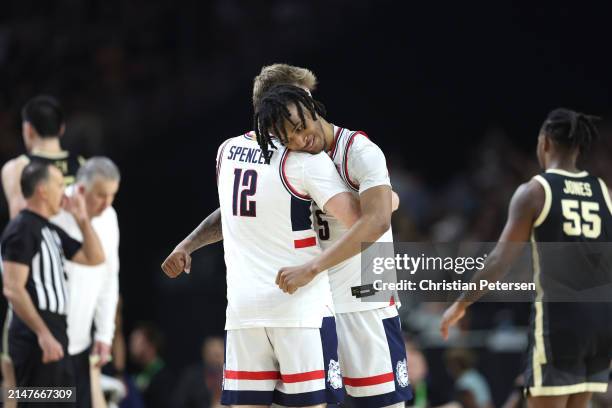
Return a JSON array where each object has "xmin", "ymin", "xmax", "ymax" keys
[
  {"xmin": 276, "ymin": 262, "xmax": 318, "ymax": 294},
  {"xmin": 162, "ymin": 248, "xmax": 192, "ymax": 278}
]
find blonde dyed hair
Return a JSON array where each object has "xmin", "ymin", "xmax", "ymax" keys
[{"xmin": 252, "ymin": 63, "xmax": 317, "ymax": 107}]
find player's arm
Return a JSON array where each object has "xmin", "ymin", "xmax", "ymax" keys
[
  {"xmin": 276, "ymin": 151, "xmax": 364, "ymax": 293},
  {"xmin": 277, "ymin": 185, "xmax": 391, "ymax": 294},
  {"xmin": 161, "ymin": 208, "xmax": 222, "ymax": 278},
  {"xmin": 392, "ymin": 190, "xmax": 400, "ymax": 212},
  {"xmin": 307, "ymin": 184, "xmax": 392, "ymax": 274},
  {"xmin": 440, "ymin": 179, "xmax": 544, "ymax": 339},
  {"xmin": 64, "ymin": 191, "xmax": 105, "ymax": 265},
  {"xmin": 162, "ymin": 138, "xmax": 230, "ymax": 278},
  {"xmin": 2, "ymin": 261, "xmax": 64, "ymax": 363},
  {"xmin": 306, "ymin": 138, "xmax": 398, "ymax": 273},
  {"xmin": 278, "ymin": 137, "xmax": 397, "ymax": 293},
  {"xmin": 1, "ymin": 157, "xmax": 28, "ymax": 219}
]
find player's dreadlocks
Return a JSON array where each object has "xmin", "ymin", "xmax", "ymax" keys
[
  {"xmin": 540, "ymin": 108, "xmax": 601, "ymax": 152},
  {"xmin": 254, "ymin": 84, "xmax": 326, "ymax": 161}
]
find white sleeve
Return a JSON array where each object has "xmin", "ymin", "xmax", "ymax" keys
[
  {"xmin": 216, "ymin": 138, "xmax": 232, "ymax": 182},
  {"xmin": 93, "ymin": 208, "xmax": 120, "ymax": 346},
  {"xmin": 284, "ymin": 152, "xmax": 350, "ymax": 209},
  {"xmin": 346, "ymin": 134, "xmax": 391, "ymax": 194}
]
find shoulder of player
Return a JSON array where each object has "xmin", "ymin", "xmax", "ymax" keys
[
  {"xmin": 344, "ymin": 130, "xmax": 377, "ymax": 151},
  {"xmin": 1, "ymin": 155, "xmax": 29, "ymax": 180},
  {"xmin": 288, "ymin": 151, "xmax": 331, "ymax": 167},
  {"xmin": 342, "ymin": 130, "xmax": 386, "ymax": 165},
  {"xmin": 217, "ymin": 133, "xmax": 255, "ymax": 153},
  {"xmin": 594, "ymin": 176, "xmax": 612, "ymax": 195},
  {"xmin": 510, "ymin": 179, "xmax": 545, "ymax": 216}
]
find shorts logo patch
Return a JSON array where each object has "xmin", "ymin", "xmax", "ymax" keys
[
  {"xmin": 396, "ymin": 358, "xmax": 409, "ymax": 388},
  {"xmin": 327, "ymin": 359, "xmax": 343, "ymax": 389}
]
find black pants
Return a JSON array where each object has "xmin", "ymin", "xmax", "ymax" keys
[
  {"xmin": 8, "ymin": 313, "xmax": 75, "ymax": 407},
  {"xmin": 70, "ymin": 347, "xmax": 92, "ymax": 408},
  {"xmin": 9, "ymin": 334, "xmax": 76, "ymax": 408}
]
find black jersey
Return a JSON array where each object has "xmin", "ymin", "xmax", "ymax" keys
[
  {"xmin": 533, "ymin": 169, "xmax": 612, "ymax": 243},
  {"xmin": 1, "ymin": 210, "xmax": 81, "ymax": 318},
  {"xmin": 532, "ymin": 169, "xmax": 612, "ymax": 297},
  {"xmin": 22, "ymin": 151, "xmax": 84, "ymax": 186},
  {"xmin": 525, "ymin": 169, "xmax": 612, "ymax": 393}
]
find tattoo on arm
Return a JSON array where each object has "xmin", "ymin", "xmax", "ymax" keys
[{"xmin": 182, "ymin": 208, "xmax": 222, "ymax": 253}]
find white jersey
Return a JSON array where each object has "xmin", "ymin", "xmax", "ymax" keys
[
  {"xmin": 313, "ymin": 125, "xmax": 397, "ymax": 313},
  {"xmin": 217, "ymin": 132, "xmax": 349, "ymax": 330}
]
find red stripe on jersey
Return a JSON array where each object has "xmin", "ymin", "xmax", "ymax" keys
[
  {"xmin": 329, "ymin": 127, "xmax": 343, "ymax": 159},
  {"xmin": 281, "ymin": 150, "xmax": 311, "ymax": 200},
  {"xmin": 389, "ymin": 295, "xmax": 395, "ymax": 306},
  {"xmin": 224, "ymin": 370, "xmax": 280, "ymax": 380},
  {"xmin": 281, "ymin": 370, "xmax": 325, "ymax": 383},
  {"xmin": 294, "ymin": 237, "xmax": 317, "ymax": 248},
  {"xmin": 343, "ymin": 131, "xmax": 369, "ymax": 191},
  {"xmin": 343, "ymin": 372, "xmax": 395, "ymax": 387}
]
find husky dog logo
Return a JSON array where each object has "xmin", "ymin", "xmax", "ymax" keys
[
  {"xmin": 327, "ymin": 359, "xmax": 343, "ymax": 389},
  {"xmin": 396, "ymin": 359, "xmax": 409, "ymax": 388}
]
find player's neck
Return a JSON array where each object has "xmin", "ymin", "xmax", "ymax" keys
[
  {"xmin": 30, "ymin": 138, "xmax": 63, "ymax": 155},
  {"xmin": 546, "ymin": 155, "xmax": 580, "ymax": 173},
  {"xmin": 321, "ymin": 119, "xmax": 334, "ymax": 153}
]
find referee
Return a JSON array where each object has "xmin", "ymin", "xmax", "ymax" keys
[{"xmin": 1, "ymin": 161, "xmax": 104, "ymax": 404}]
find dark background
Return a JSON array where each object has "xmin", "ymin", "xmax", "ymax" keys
[{"xmin": 2, "ymin": 1, "xmax": 612, "ymax": 405}]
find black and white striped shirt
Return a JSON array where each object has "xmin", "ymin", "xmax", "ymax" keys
[{"xmin": 1, "ymin": 210, "xmax": 81, "ymax": 316}]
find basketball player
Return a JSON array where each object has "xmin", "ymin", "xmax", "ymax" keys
[
  {"xmin": 2, "ymin": 95, "xmax": 83, "ymax": 218},
  {"xmin": 1, "ymin": 95, "xmax": 83, "ymax": 408},
  {"xmin": 162, "ymin": 92, "xmax": 363, "ymax": 405},
  {"xmin": 164, "ymin": 64, "xmax": 409, "ymax": 407},
  {"xmin": 440, "ymin": 109, "xmax": 612, "ymax": 408},
  {"xmin": 254, "ymin": 84, "xmax": 412, "ymax": 408}
]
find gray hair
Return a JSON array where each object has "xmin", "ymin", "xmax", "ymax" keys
[{"xmin": 76, "ymin": 156, "xmax": 121, "ymax": 188}]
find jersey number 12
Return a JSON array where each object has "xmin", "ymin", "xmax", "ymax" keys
[{"xmin": 232, "ymin": 169, "xmax": 257, "ymax": 217}]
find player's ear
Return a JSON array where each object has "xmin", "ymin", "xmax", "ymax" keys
[
  {"xmin": 542, "ymin": 134, "xmax": 551, "ymax": 152},
  {"xmin": 36, "ymin": 180, "xmax": 49, "ymax": 200},
  {"xmin": 23, "ymin": 122, "xmax": 35, "ymax": 140},
  {"xmin": 77, "ymin": 184, "xmax": 86, "ymax": 194},
  {"xmin": 58, "ymin": 123, "xmax": 66, "ymax": 137}
]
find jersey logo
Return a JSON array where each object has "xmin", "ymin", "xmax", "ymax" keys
[
  {"xmin": 396, "ymin": 358, "xmax": 409, "ymax": 388},
  {"xmin": 327, "ymin": 359, "xmax": 343, "ymax": 389}
]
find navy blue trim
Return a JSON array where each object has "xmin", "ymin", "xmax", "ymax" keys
[
  {"xmin": 382, "ymin": 315, "xmax": 413, "ymax": 402},
  {"xmin": 222, "ymin": 390, "xmax": 274, "ymax": 406},
  {"xmin": 320, "ymin": 316, "xmax": 344, "ymax": 404},
  {"xmin": 349, "ymin": 389, "xmax": 412, "ymax": 408},
  {"xmin": 273, "ymin": 389, "xmax": 327, "ymax": 407},
  {"xmin": 278, "ymin": 149, "xmax": 311, "ymax": 201},
  {"xmin": 339, "ymin": 131, "xmax": 359, "ymax": 192},
  {"xmin": 331, "ymin": 128, "xmax": 344, "ymax": 161},
  {"xmin": 291, "ymin": 196, "xmax": 313, "ymax": 231}
]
